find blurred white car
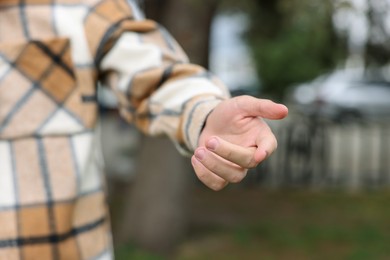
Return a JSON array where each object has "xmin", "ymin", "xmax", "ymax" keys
[{"xmin": 288, "ymin": 70, "xmax": 390, "ymax": 122}]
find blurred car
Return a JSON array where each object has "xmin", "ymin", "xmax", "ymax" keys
[{"xmin": 287, "ymin": 70, "xmax": 390, "ymax": 122}]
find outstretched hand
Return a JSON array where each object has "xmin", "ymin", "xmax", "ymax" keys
[{"xmin": 191, "ymin": 95, "xmax": 288, "ymax": 190}]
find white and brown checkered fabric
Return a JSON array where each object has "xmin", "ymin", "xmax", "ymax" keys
[{"xmin": 0, "ymin": 0, "xmax": 229, "ymax": 259}]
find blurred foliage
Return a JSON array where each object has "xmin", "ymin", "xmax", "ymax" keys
[
  {"xmin": 142, "ymin": 0, "xmax": 390, "ymax": 98},
  {"xmin": 220, "ymin": 0, "xmax": 348, "ymax": 99},
  {"xmin": 361, "ymin": 0, "xmax": 390, "ymax": 68},
  {"xmin": 247, "ymin": 0, "xmax": 346, "ymax": 98},
  {"xmin": 142, "ymin": 0, "xmax": 348, "ymax": 98}
]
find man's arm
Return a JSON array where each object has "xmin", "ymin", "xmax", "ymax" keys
[
  {"xmin": 84, "ymin": 0, "xmax": 288, "ymax": 189},
  {"xmin": 84, "ymin": 0, "xmax": 229, "ymax": 155}
]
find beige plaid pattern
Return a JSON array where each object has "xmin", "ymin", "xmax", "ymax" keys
[
  {"xmin": 0, "ymin": 0, "xmax": 229, "ymax": 259},
  {"xmin": 0, "ymin": 38, "xmax": 96, "ymax": 140}
]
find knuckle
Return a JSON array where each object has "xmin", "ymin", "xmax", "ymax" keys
[
  {"xmin": 208, "ymin": 161, "xmax": 221, "ymax": 174},
  {"xmin": 211, "ymin": 181, "xmax": 227, "ymax": 191},
  {"xmin": 196, "ymin": 171, "xmax": 207, "ymax": 180},
  {"xmin": 246, "ymin": 157, "xmax": 258, "ymax": 168},
  {"xmin": 224, "ymin": 149, "xmax": 234, "ymax": 159},
  {"xmin": 271, "ymin": 136, "xmax": 278, "ymax": 149},
  {"xmin": 229, "ymin": 171, "xmax": 247, "ymax": 184},
  {"xmin": 195, "ymin": 168, "xmax": 208, "ymax": 181}
]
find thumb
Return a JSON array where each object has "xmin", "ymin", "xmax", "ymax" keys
[{"xmin": 236, "ymin": 96, "xmax": 289, "ymax": 119}]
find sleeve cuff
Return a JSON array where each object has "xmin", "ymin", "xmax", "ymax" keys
[{"xmin": 181, "ymin": 95, "xmax": 225, "ymax": 152}]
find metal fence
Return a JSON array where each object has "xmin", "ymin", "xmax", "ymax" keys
[
  {"xmin": 248, "ymin": 115, "xmax": 390, "ymax": 189},
  {"xmin": 100, "ymin": 109, "xmax": 390, "ymax": 189}
]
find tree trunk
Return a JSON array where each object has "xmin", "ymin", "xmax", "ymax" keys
[
  {"xmin": 110, "ymin": 0, "xmax": 220, "ymax": 254},
  {"xmin": 114, "ymin": 136, "xmax": 192, "ymax": 254},
  {"xmin": 144, "ymin": 0, "xmax": 219, "ymax": 67}
]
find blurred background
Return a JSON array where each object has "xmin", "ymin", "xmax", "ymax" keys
[{"xmin": 98, "ymin": 0, "xmax": 390, "ymax": 259}]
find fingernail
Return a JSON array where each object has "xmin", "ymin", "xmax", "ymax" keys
[
  {"xmin": 195, "ymin": 149, "xmax": 205, "ymax": 160},
  {"xmin": 206, "ymin": 138, "xmax": 218, "ymax": 150}
]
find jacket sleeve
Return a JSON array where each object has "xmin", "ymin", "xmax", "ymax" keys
[{"xmin": 84, "ymin": 0, "xmax": 230, "ymax": 154}]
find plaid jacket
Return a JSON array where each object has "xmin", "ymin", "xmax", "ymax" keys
[{"xmin": 0, "ymin": 0, "xmax": 229, "ymax": 259}]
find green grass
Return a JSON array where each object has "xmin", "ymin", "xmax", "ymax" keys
[
  {"xmin": 115, "ymin": 188, "xmax": 390, "ymax": 260},
  {"xmin": 115, "ymin": 244, "xmax": 165, "ymax": 260}
]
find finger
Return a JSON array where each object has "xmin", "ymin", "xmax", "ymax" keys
[
  {"xmin": 206, "ymin": 137, "xmax": 259, "ymax": 168},
  {"xmin": 191, "ymin": 156, "xmax": 228, "ymax": 191},
  {"xmin": 254, "ymin": 133, "xmax": 278, "ymax": 163},
  {"xmin": 236, "ymin": 96, "xmax": 288, "ymax": 119},
  {"xmin": 195, "ymin": 147, "xmax": 248, "ymax": 183}
]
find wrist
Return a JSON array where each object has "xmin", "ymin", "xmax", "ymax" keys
[{"xmin": 181, "ymin": 96, "xmax": 223, "ymax": 152}]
